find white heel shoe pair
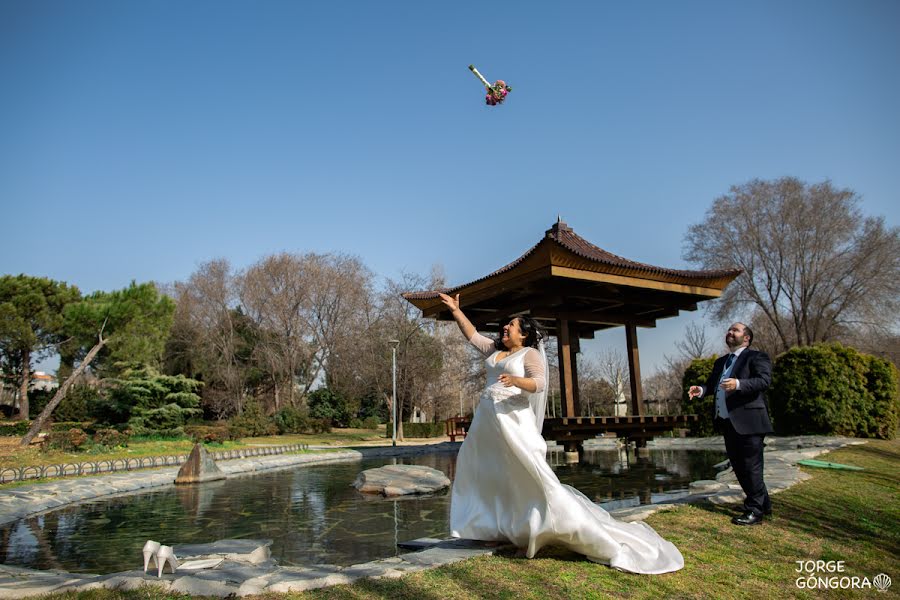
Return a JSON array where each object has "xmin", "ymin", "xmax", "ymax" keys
[{"xmin": 142, "ymin": 540, "xmax": 179, "ymax": 577}]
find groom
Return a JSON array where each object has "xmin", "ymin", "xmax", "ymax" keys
[{"xmin": 688, "ymin": 323, "xmax": 773, "ymax": 525}]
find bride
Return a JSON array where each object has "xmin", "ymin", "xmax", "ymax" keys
[{"xmin": 440, "ymin": 293, "xmax": 684, "ymax": 574}]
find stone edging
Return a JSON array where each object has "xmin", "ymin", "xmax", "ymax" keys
[
  {"xmin": 0, "ymin": 436, "xmax": 866, "ymax": 597},
  {"xmin": 0, "ymin": 537, "xmax": 508, "ymax": 598},
  {"xmin": 0, "ymin": 443, "xmax": 309, "ymax": 484}
]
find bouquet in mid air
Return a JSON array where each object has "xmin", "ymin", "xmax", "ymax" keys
[{"xmin": 468, "ymin": 65, "xmax": 512, "ymax": 106}]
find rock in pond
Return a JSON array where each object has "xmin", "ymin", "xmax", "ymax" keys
[
  {"xmin": 353, "ymin": 465, "xmax": 450, "ymax": 497},
  {"xmin": 175, "ymin": 443, "xmax": 226, "ymax": 484}
]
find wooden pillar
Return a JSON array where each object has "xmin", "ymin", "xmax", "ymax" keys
[
  {"xmin": 556, "ymin": 318, "xmax": 576, "ymax": 418},
  {"xmin": 625, "ymin": 324, "xmax": 645, "ymax": 417},
  {"xmin": 570, "ymin": 325, "xmax": 581, "ymax": 416}
]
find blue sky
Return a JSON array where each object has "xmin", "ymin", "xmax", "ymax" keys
[{"xmin": 2, "ymin": 0, "xmax": 898, "ymax": 375}]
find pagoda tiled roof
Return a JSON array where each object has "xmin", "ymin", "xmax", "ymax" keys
[{"xmin": 403, "ymin": 220, "xmax": 740, "ymax": 300}]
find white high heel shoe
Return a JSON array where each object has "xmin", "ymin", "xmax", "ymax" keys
[
  {"xmin": 142, "ymin": 540, "xmax": 160, "ymax": 574},
  {"xmin": 156, "ymin": 544, "xmax": 179, "ymax": 577}
]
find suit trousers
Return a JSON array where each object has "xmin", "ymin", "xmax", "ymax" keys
[{"xmin": 718, "ymin": 417, "xmax": 771, "ymax": 516}]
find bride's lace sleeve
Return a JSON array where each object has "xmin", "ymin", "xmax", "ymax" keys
[
  {"xmin": 467, "ymin": 332, "xmax": 496, "ymax": 357},
  {"xmin": 524, "ymin": 348, "xmax": 546, "ymax": 392}
]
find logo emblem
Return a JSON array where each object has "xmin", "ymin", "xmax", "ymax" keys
[{"xmin": 874, "ymin": 573, "xmax": 891, "ymax": 592}]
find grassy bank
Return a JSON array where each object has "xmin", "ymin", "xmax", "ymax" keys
[
  {"xmin": 0, "ymin": 428, "xmax": 393, "ymax": 472},
  {"xmin": 38, "ymin": 438, "xmax": 899, "ymax": 599}
]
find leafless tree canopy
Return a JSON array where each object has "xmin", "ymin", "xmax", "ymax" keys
[
  {"xmin": 166, "ymin": 259, "xmax": 246, "ymax": 417},
  {"xmin": 643, "ymin": 322, "xmax": 716, "ymax": 415},
  {"xmin": 684, "ymin": 177, "xmax": 900, "ymax": 354},
  {"xmin": 675, "ymin": 322, "xmax": 710, "ymax": 360},
  {"xmin": 574, "ymin": 349, "xmax": 630, "ymax": 416},
  {"xmin": 578, "ymin": 357, "xmax": 618, "ymax": 416},
  {"xmin": 164, "ymin": 257, "xmax": 475, "ymax": 426}
]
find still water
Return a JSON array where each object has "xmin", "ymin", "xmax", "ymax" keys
[{"xmin": 0, "ymin": 448, "xmax": 724, "ymax": 574}]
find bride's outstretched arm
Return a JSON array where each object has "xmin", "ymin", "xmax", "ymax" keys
[
  {"xmin": 439, "ymin": 293, "xmax": 495, "ymax": 355},
  {"xmin": 439, "ymin": 293, "xmax": 477, "ymax": 340}
]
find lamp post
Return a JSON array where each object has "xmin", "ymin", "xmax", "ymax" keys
[{"xmin": 389, "ymin": 339, "xmax": 400, "ymax": 447}]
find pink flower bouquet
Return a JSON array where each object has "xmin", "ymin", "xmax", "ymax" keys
[{"xmin": 469, "ymin": 65, "xmax": 512, "ymax": 106}]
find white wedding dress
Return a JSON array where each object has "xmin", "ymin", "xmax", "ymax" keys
[{"xmin": 449, "ymin": 339, "xmax": 684, "ymax": 574}]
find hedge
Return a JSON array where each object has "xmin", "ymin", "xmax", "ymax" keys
[
  {"xmin": 50, "ymin": 421, "xmax": 97, "ymax": 434},
  {"xmin": 388, "ymin": 422, "xmax": 446, "ymax": 438},
  {"xmin": 680, "ymin": 344, "xmax": 898, "ymax": 439},
  {"xmin": 680, "ymin": 357, "xmax": 718, "ymax": 436},
  {"xmin": 771, "ymin": 344, "xmax": 899, "ymax": 439},
  {"xmin": 0, "ymin": 421, "xmax": 30, "ymax": 436},
  {"xmin": 184, "ymin": 424, "xmax": 233, "ymax": 444}
]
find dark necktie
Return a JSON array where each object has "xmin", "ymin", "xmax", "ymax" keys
[{"xmin": 724, "ymin": 353, "xmax": 735, "ymax": 371}]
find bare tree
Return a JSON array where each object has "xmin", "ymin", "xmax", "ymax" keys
[
  {"xmin": 675, "ymin": 322, "xmax": 710, "ymax": 360},
  {"xmin": 326, "ymin": 291, "xmax": 388, "ymax": 406},
  {"xmin": 367, "ymin": 273, "xmax": 448, "ymax": 437},
  {"xmin": 430, "ymin": 321, "xmax": 483, "ymax": 420},
  {"xmin": 305, "ymin": 253, "xmax": 373, "ymax": 398},
  {"xmin": 578, "ymin": 358, "xmax": 616, "ymax": 416},
  {"xmin": 239, "ymin": 252, "xmax": 374, "ymax": 412},
  {"xmin": 685, "ymin": 178, "xmax": 900, "ymax": 354},
  {"xmin": 168, "ymin": 259, "xmax": 246, "ymax": 417},
  {"xmin": 239, "ymin": 253, "xmax": 314, "ymax": 410},
  {"xmin": 595, "ymin": 348, "xmax": 630, "ymax": 415},
  {"xmin": 642, "ymin": 370, "xmax": 676, "ymax": 416},
  {"xmin": 840, "ymin": 326, "xmax": 900, "ymax": 372},
  {"xmin": 648, "ymin": 322, "xmax": 714, "ymax": 414}
]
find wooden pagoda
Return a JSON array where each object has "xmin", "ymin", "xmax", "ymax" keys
[{"xmin": 403, "ymin": 219, "xmax": 740, "ymax": 456}]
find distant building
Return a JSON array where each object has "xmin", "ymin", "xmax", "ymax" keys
[
  {"xmin": 0, "ymin": 371, "xmax": 59, "ymax": 416},
  {"xmin": 409, "ymin": 406, "xmax": 427, "ymax": 423},
  {"xmin": 30, "ymin": 371, "xmax": 58, "ymax": 392}
]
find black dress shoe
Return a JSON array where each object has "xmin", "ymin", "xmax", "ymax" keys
[{"xmin": 732, "ymin": 511, "xmax": 765, "ymax": 526}]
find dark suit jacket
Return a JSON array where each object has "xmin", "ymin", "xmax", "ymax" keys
[{"xmin": 702, "ymin": 349, "xmax": 774, "ymax": 435}]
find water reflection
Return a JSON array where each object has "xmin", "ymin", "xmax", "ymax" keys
[{"xmin": 0, "ymin": 448, "xmax": 723, "ymax": 574}]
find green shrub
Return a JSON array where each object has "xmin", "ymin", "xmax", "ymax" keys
[
  {"xmin": 0, "ymin": 421, "xmax": 30, "ymax": 436},
  {"xmin": 309, "ymin": 418, "xmax": 332, "ymax": 434},
  {"xmin": 128, "ymin": 429, "xmax": 186, "ymax": 442},
  {"xmin": 184, "ymin": 424, "xmax": 231, "ymax": 444},
  {"xmin": 51, "ymin": 421, "xmax": 96, "ymax": 434},
  {"xmin": 361, "ymin": 416, "xmax": 380, "ymax": 430},
  {"xmin": 46, "ymin": 428, "xmax": 89, "ymax": 451},
  {"xmin": 681, "ymin": 357, "xmax": 718, "ymax": 436},
  {"xmin": 865, "ymin": 356, "xmax": 900, "ymax": 439},
  {"xmin": 28, "ymin": 389, "xmax": 56, "ymax": 419},
  {"xmin": 348, "ymin": 418, "xmax": 363, "ymax": 429},
  {"xmin": 102, "ymin": 365, "xmax": 202, "ymax": 430},
  {"xmin": 274, "ymin": 406, "xmax": 310, "ymax": 434},
  {"xmin": 93, "ymin": 428, "xmax": 129, "ymax": 448},
  {"xmin": 57, "ymin": 384, "xmax": 102, "ymax": 422},
  {"xmin": 228, "ymin": 400, "xmax": 277, "ymax": 438},
  {"xmin": 32, "ymin": 384, "xmax": 101, "ymax": 423},
  {"xmin": 358, "ymin": 390, "xmax": 389, "ymax": 423},
  {"xmin": 307, "ymin": 388, "xmax": 354, "ymax": 427},
  {"xmin": 771, "ymin": 343, "xmax": 899, "ymax": 439},
  {"xmin": 395, "ymin": 422, "xmax": 445, "ymax": 438}
]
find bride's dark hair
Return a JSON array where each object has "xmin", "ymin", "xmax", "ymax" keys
[{"xmin": 494, "ymin": 316, "xmax": 545, "ymax": 351}]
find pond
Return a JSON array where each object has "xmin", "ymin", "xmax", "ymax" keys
[{"xmin": 0, "ymin": 447, "xmax": 724, "ymax": 574}]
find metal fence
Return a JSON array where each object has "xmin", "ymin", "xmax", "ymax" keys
[{"xmin": 0, "ymin": 443, "xmax": 308, "ymax": 484}]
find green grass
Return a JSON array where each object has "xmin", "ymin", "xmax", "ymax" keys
[
  {"xmin": 0, "ymin": 429, "xmax": 393, "ymax": 487},
  {"xmin": 243, "ymin": 428, "xmax": 390, "ymax": 447},
  {"xmin": 0, "ymin": 438, "xmax": 249, "ymax": 469},
  {"xmin": 36, "ymin": 438, "xmax": 900, "ymax": 599},
  {"xmin": 0, "ymin": 429, "xmax": 391, "ymax": 471}
]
